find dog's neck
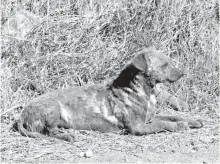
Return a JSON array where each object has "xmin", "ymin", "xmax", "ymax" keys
[
  {"xmin": 110, "ymin": 64, "xmax": 155, "ymax": 95},
  {"xmin": 111, "ymin": 64, "xmax": 139, "ymax": 88}
]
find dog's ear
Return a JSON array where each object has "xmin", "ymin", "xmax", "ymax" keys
[{"xmin": 131, "ymin": 52, "xmax": 149, "ymax": 72}]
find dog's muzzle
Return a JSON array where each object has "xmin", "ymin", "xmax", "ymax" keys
[{"xmin": 167, "ymin": 68, "xmax": 184, "ymax": 83}]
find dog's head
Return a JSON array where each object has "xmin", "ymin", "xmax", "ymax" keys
[{"xmin": 131, "ymin": 47, "xmax": 184, "ymax": 84}]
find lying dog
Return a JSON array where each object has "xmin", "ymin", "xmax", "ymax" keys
[{"xmin": 16, "ymin": 47, "xmax": 203, "ymax": 142}]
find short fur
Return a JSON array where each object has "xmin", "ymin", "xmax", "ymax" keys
[{"xmin": 16, "ymin": 47, "xmax": 203, "ymax": 142}]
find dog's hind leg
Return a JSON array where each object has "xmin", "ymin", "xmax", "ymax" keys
[
  {"xmin": 48, "ymin": 127, "xmax": 76, "ymax": 142},
  {"xmin": 18, "ymin": 98, "xmax": 77, "ymax": 142},
  {"xmin": 44, "ymin": 104, "xmax": 77, "ymax": 142},
  {"xmin": 154, "ymin": 115, "xmax": 203, "ymax": 128}
]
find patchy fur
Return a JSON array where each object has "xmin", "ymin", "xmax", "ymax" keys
[{"xmin": 16, "ymin": 47, "xmax": 203, "ymax": 142}]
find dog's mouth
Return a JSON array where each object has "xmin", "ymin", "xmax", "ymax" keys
[
  {"xmin": 160, "ymin": 79, "xmax": 177, "ymax": 85},
  {"xmin": 167, "ymin": 79, "xmax": 177, "ymax": 83},
  {"xmin": 167, "ymin": 73, "xmax": 185, "ymax": 83}
]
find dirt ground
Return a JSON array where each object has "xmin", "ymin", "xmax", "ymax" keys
[{"xmin": 1, "ymin": 112, "xmax": 219, "ymax": 163}]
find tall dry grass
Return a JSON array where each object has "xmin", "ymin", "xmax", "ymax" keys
[{"xmin": 1, "ymin": 0, "xmax": 219, "ymax": 124}]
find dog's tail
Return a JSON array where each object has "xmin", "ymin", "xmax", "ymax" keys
[{"xmin": 15, "ymin": 115, "xmax": 46, "ymax": 139}]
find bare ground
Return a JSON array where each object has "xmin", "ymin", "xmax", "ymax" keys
[{"xmin": 1, "ymin": 113, "xmax": 219, "ymax": 163}]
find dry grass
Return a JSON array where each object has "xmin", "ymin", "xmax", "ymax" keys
[{"xmin": 0, "ymin": 0, "xmax": 219, "ymax": 163}]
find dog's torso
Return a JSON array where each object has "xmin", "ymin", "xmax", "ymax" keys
[{"xmin": 21, "ymin": 73, "xmax": 156, "ymax": 135}]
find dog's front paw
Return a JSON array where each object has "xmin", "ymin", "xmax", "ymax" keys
[
  {"xmin": 67, "ymin": 135, "xmax": 77, "ymax": 143},
  {"xmin": 67, "ymin": 129, "xmax": 78, "ymax": 142},
  {"xmin": 189, "ymin": 119, "xmax": 203, "ymax": 129}
]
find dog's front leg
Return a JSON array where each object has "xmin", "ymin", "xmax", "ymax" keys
[
  {"xmin": 128, "ymin": 120, "xmax": 189, "ymax": 135},
  {"xmin": 154, "ymin": 115, "xmax": 203, "ymax": 128},
  {"xmin": 145, "ymin": 97, "xmax": 157, "ymax": 124}
]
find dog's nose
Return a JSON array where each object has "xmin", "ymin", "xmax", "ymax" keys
[{"xmin": 168, "ymin": 68, "xmax": 184, "ymax": 82}]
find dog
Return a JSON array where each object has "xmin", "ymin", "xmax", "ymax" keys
[{"xmin": 16, "ymin": 47, "xmax": 203, "ymax": 142}]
